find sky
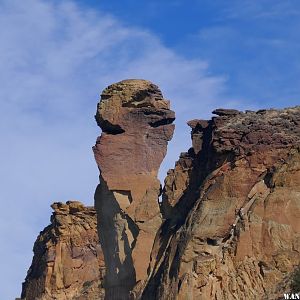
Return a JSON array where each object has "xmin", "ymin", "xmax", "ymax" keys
[{"xmin": 0, "ymin": 0, "xmax": 299, "ymax": 298}]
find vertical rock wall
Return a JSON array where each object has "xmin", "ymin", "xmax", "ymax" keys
[{"xmin": 143, "ymin": 107, "xmax": 300, "ymax": 300}]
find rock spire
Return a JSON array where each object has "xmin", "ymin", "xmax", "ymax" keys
[{"xmin": 93, "ymin": 79, "xmax": 175, "ymax": 298}]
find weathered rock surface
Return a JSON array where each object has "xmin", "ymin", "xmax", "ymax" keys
[
  {"xmin": 143, "ymin": 106, "xmax": 300, "ymax": 300},
  {"xmin": 21, "ymin": 201, "xmax": 105, "ymax": 300},
  {"xmin": 93, "ymin": 79, "xmax": 175, "ymax": 298},
  {"xmin": 21, "ymin": 79, "xmax": 300, "ymax": 300}
]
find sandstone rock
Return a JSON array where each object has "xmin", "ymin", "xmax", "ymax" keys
[
  {"xmin": 144, "ymin": 106, "xmax": 300, "ymax": 300},
  {"xmin": 93, "ymin": 79, "xmax": 175, "ymax": 299},
  {"xmin": 21, "ymin": 201, "xmax": 104, "ymax": 300}
]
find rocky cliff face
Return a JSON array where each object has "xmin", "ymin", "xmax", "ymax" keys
[
  {"xmin": 93, "ymin": 79, "xmax": 175, "ymax": 298},
  {"xmin": 143, "ymin": 107, "xmax": 300, "ymax": 300},
  {"xmin": 21, "ymin": 80, "xmax": 300, "ymax": 300},
  {"xmin": 21, "ymin": 201, "xmax": 105, "ymax": 300}
]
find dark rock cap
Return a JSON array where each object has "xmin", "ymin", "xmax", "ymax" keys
[{"xmin": 212, "ymin": 108, "xmax": 242, "ymax": 116}]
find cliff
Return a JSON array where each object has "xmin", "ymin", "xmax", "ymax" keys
[
  {"xmin": 21, "ymin": 80, "xmax": 300, "ymax": 300},
  {"xmin": 143, "ymin": 107, "xmax": 300, "ymax": 299}
]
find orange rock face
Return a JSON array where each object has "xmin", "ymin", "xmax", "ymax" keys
[
  {"xmin": 21, "ymin": 201, "xmax": 105, "ymax": 300},
  {"xmin": 93, "ymin": 79, "xmax": 175, "ymax": 298},
  {"xmin": 143, "ymin": 107, "xmax": 300, "ymax": 300}
]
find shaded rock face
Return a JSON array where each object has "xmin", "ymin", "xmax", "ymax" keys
[
  {"xmin": 93, "ymin": 79, "xmax": 175, "ymax": 298},
  {"xmin": 143, "ymin": 107, "xmax": 300, "ymax": 300},
  {"xmin": 21, "ymin": 201, "xmax": 105, "ymax": 300}
]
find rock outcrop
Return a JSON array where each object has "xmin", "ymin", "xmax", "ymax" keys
[
  {"xmin": 21, "ymin": 201, "xmax": 105, "ymax": 300},
  {"xmin": 143, "ymin": 107, "xmax": 300, "ymax": 299},
  {"xmin": 93, "ymin": 79, "xmax": 175, "ymax": 298},
  {"xmin": 21, "ymin": 79, "xmax": 300, "ymax": 300}
]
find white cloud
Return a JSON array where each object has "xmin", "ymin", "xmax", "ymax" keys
[{"xmin": 0, "ymin": 0, "xmax": 233, "ymax": 298}]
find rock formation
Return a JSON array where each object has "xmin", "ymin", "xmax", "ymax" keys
[
  {"xmin": 93, "ymin": 79, "xmax": 175, "ymax": 298},
  {"xmin": 143, "ymin": 107, "xmax": 300, "ymax": 299},
  {"xmin": 21, "ymin": 201, "xmax": 105, "ymax": 300},
  {"xmin": 21, "ymin": 80, "xmax": 300, "ymax": 300}
]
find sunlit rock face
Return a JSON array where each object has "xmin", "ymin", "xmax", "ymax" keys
[
  {"xmin": 143, "ymin": 107, "xmax": 300, "ymax": 300},
  {"xmin": 93, "ymin": 79, "xmax": 175, "ymax": 299},
  {"xmin": 21, "ymin": 201, "xmax": 105, "ymax": 300}
]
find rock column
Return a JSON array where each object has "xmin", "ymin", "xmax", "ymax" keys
[{"xmin": 93, "ymin": 79, "xmax": 175, "ymax": 299}]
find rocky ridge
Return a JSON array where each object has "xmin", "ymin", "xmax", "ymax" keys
[
  {"xmin": 143, "ymin": 107, "xmax": 300, "ymax": 299},
  {"xmin": 21, "ymin": 81, "xmax": 300, "ymax": 300}
]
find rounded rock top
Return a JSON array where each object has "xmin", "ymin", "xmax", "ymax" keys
[
  {"xmin": 95, "ymin": 79, "xmax": 174, "ymax": 130},
  {"xmin": 100, "ymin": 79, "xmax": 165, "ymax": 106}
]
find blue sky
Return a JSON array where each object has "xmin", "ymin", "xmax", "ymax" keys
[
  {"xmin": 0, "ymin": 0, "xmax": 299, "ymax": 298},
  {"xmin": 91, "ymin": 0, "xmax": 300, "ymax": 105}
]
